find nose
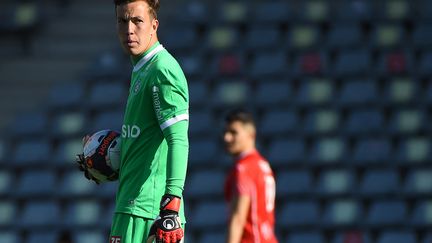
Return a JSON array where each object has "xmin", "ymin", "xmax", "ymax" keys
[
  {"xmin": 126, "ymin": 21, "xmax": 134, "ymax": 35},
  {"xmin": 224, "ymin": 132, "xmax": 232, "ymax": 143}
]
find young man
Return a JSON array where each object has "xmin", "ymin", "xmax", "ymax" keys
[
  {"xmin": 223, "ymin": 109, "xmax": 278, "ymax": 243},
  {"xmin": 78, "ymin": 1, "xmax": 189, "ymax": 242}
]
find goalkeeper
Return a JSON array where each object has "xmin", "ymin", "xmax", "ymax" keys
[{"xmin": 77, "ymin": 0, "xmax": 189, "ymax": 242}]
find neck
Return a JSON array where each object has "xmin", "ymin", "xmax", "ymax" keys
[{"xmin": 131, "ymin": 39, "xmax": 159, "ymax": 65}]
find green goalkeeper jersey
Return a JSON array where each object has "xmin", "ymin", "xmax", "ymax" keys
[{"xmin": 116, "ymin": 42, "xmax": 189, "ymax": 222}]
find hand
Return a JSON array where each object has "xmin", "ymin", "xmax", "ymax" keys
[
  {"xmin": 75, "ymin": 135, "xmax": 100, "ymax": 184},
  {"xmin": 147, "ymin": 195, "xmax": 183, "ymax": 243}
]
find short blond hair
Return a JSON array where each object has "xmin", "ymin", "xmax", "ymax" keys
[{"xmin": 114, "ymin": 0, "xmax": 159, "ymax": 19}]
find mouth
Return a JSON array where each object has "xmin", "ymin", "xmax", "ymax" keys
[{"xmin": 125, "ymin": 40, "xmax": 138, "ymax": 47}]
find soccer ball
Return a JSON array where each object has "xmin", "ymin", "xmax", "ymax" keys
[{"xmin": 83, "ymin": 129, "xmax": 121, "ymax": 183}]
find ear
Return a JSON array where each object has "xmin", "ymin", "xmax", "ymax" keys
[{"xmin": 151, "ymin": 18, "xmax": 159, "ymax": 35}]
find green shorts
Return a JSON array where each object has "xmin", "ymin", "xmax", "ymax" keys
[{"xmin": 109, "ymin": 213, "xmax": 185, "ymax": 243}]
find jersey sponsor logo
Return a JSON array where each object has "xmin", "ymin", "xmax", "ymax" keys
[
  {"xmin": 122, "ymin": 125, "xmax": 141, "ymax": 138},
  {"xmin": 133, "ymin": 80, "xmax": 142, "ymax": 94},
  {"xmin": 110, "ymin": 236, "xmax": 121, "ymax": 243},
  {"xmin": 152, "ymin": 86, "xmax": 163, "ymax": 120}
]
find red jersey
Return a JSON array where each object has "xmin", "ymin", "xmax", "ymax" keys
[{"xmin": 224, "ymin": 150, "xmax": 278, "ymax": 243}]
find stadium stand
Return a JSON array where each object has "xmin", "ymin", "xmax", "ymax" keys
[{"xmin": 0, "ymin": 0, "xmax": 431, "ymax": 242}]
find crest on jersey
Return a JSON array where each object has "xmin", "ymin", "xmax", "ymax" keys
[{"xmin": 133, "ymin": 80, "xmax": 142, "ymax": 94}]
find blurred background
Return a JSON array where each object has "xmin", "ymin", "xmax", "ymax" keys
[{"xmin": 0, "ymin": 0, "xmax": 431, "ymax": 242}]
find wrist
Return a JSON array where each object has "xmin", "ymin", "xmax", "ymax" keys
[{"xmin": 160, "ymin": 194, "xmax": 181, "ymax": 214}]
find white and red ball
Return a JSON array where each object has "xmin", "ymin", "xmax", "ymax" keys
[{"xmin": 83, "ymin": 129, "xmax": 121, "ymax": 183}]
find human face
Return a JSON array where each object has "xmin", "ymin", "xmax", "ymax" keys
[
  {"xmin": 223, "ymin": 121, "xmax": 255, "ymax": 156},
  {"xmin": 116, "ymin": 1, "xmax": 158, "ymax": 57}
]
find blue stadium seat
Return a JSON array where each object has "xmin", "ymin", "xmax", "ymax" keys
[
  {"xmin": 344, "ymin": 109, "xmax": 384, "ymax": 135},
  {"xmin": 64, "ymin": 200, "xmax": 101, "ymax": 228},
  {"xmin": 286, "ymin": 231, "xmax": 324, "ymax": 243},
  {"xmin": 210, "ymin": 81, "xmax": 251, "ymax": 108},
  {"xmin": 267, "ymin": 138, "xmax": 306, "ymax": 167},
  {"xmin": 51, "ymin": 112, "xmax": 86, "ymax": 137},
  {"xmin": 296, "ymin": 79, "xmax": 333, "ymax": 106},
  {"xmin": 359, "ymin": 169, "xmax": 399, "ymax": 196},
  {"xmin": 418, "ymin": 51, "xmax": 432, "ymax": 77},
  {"xmin": 53, "ymin": 138, "xmax": 82, "ymax": 169},
  {"xmin": 316, "ymin": 169, "xmax": 354, "ymax": 196},
  {"xmin": 199, "ymin": 231, "xmax": 225, "ymax": 243},
  {"xmin": 189, "ymin": 110, "xmax": 215, "ymax": 137},
  {"xmin": 189, "ymin": 139, "xmax": 219, "ymax": 167},
  {"xmin": 366, "ymin": 200, "xmax": 406, "ymax": 226},
  {"xmin": 0, "ymin": 200, "xmax": 16, "ymax": 227},
  {"xmin": 279, "ymin": 201, "xmax": 319, "ymax": 227},
  {"xmin": 395, "ymin": 137, "xmax": 430, "ymax": 164},
  {"xmin": 158, "ymin": 24, "xmax": 197, "ymax": 52},
  {"xmin": 404, "ymin": 169, "xmax": 432, "ymax": 196},
  {"xmin": 90, "ymin": 110, "xmax": 124, "ymax": 132},
  {"xmin": 19, "ymin": 201, "xmax": 60, "ymax": 228},
  {"xmin": 26, "ymin": 231, "xmax": 58, "ymax": 243},
  {"xmin": 423, "ymin": 233, "xmax": 432, "ymax": 243},
  {"xmin": 371, "ymin": 24, "xmax": 405, "ymax": 49},
  {"xmin": 58, "ymin": 171, "xmax": 98, "ymax": 198},
  {"xmin": 216, "ymin": 2, "xmax": 249, "ymax": 24},
  {"xmin": 326, "ymin": 23, "xmax": 363, "ymax": 50},
  {"xmin": 376, "ymin": 231, "xmax": 416, "ymax": 243},
  {"xmin": 206, "ymin": 26, "xmax": 240, "ymax": 51},
  {"xmin": 177, "ymin": 54, "xmax": 204, "ymax": 78},
  {"xmin": 384, "ymin": 77, "xmax": 417, "ymax": 105},
  {"xmin": 276, "ymin": 169, "xmax": 312, "ymax": 198},
  {"xmin": 8, "ymin": 111, "xmax": 48, "ymax": 137},
  {"xmin": 12, "ymin": 139, "xmax": 52, "ymax": 167},
  {"xmin": 352, "ymin": 138, "xmax": 391, "ymax": 164},
  {"xmin": 251, "ymin": 1, "xmax": 291, "ymax": 24},
  {"xmin": 375, "ymin": 1, "xmax": 410, "ymax": 21},
  {"xmin": 48, "ymin": 82, "xmax": 84, "ymax": 109},
  {"xmin": 333, "ymin": 49, "xmax": 371, "ymax": 77},
  {"xmin": 189, "ymin": 201, "xmax": 227, "ymax": 230},
  {"xmin": 332, "ymin": 231, "xmax": 372, "ymax": 243},
  {"xmin": 309, "ymin": 138, "xmax": 346, "ymax": 164},
  {"xmin": 0, "ymin": 171, "xmax": 13, "ymax": 197},
  {"xmin": 331, "ymin": 1, "xmax": 372, "ymax": 21},
  {"xmin": 303, "ymin": 109, "xmax": 340, "ymax": 135},
  {"xmin": 388, "ymin": 109, "xmax": 425, "ymax": 135},
  {"xmin": 244, "ymin": 25, "xmax": 281, "ymax": 50},
  {"xmin": 0, "ymin": 139, "xmax": 5, "ymax": 163},
  {"xmin": 287, "ymin": 24, "xmax": 320, "ymax": 50},
  {"xmin": 88, "ymin": 82, "xmax": 127, "ymax": 108},
  {"xmin": 411, "ymin": 200, "xmax": 432, "ymax": 227},
  {"xmin": 189, "ymin": 81, "xmax": 209, "ymax": 108},
  {"xmin": 186, "ymin": 170, "xmax": 225, "ymax": 199},
  {"xmin": 338, "ymin": 80, "xmax": 378, "ymax": 106},
  {"xmin": 96, "ymin": 181, "xmax": 118, "ymax": 199},
  {"xmin": 254, "ymin": 81, "xmax": 291, "ymax": 107},
  {"xmin": 72, "ymin": 230, "xmax": 105, "ymax": 243},
  {"xmin": 322, "ymin": 200, "xmax": 361, "ymax": 226},
  {"xmin": 170, "ymin": 1, "xmax": 209, "ymax": 24},
  {"xmin": 295, "ymin": 1, "xmax": 329, "ymax": 23},
  {"xmin": 0, "ymin": 230, "xmax": 20, "ymax": 243},
  {"xmin": 15, "ymin": 170, "xmax": 56, "ymax": 198},
  {"xmin": 413, "ymin": 24, "xmax": 432, "ymax": 49},
  {"xmin": 250, "ymin": 51, "xmax": 287, "ymax": 78},
  {"xmin": 259, "ymin": 109, "xmax": 299, "ymax": 137}
]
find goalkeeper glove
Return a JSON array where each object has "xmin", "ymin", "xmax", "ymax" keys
[
  {"xmin": 147, "ymin": 194, "xmax": 183, "ymax": 243},
  {"xmin": 75, "ymin": 153, "xmax": 100, "ymax": 184}
]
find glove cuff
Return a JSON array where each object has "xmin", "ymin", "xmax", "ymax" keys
[{"xmin": 160, "ymin": 194, "xmax": 181, "ymax": 214}]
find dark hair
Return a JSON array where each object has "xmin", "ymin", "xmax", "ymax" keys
[
  {"xmin": 113, "ymin": 0, "xmax": 160, "ymax": 19},
  {"xmin": 225, "ymin": 108, "xmax": 256, "ymax": 127}
]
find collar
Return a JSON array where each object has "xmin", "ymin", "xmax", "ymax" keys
[{"xmin": 132, "ymin": 42, "xmax": 165, "ymax": 72}]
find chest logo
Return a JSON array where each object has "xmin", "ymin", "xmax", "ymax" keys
[{"xmin": 133, "ymin": 80, "xmax": 142, "ymax": 94}]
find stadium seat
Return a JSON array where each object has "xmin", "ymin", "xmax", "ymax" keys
[
  {"xmin": 359, "ymin": 169, "xmax": 399, "ymax": 196},
  {"xmin": 198, "ymin": 231, "xmax": 226, "ymax": 243},
  {"xmin": 253, "ymin": 81, "xmax": 291, "ymax": 107},
  {"xmin": 48, "ymin": 82, "xmax": 85, "ymax": 109},
  {"xmin": 206, "ymin": 26, "xmax": 239, "ymax": 51},
  {"xmin": 19, "ymin": 201, "xmax": 60, "ymax": 228},
  {"xmin": 333, "ymin": 49, "xmax": 371, "ymax": 77},
  {"xmin": 0, "ymin": 230, "xmax": 20, "ymax": 243},
  {"xmin": 279, "ymin": 201, "xmax": 319, "ymax": 227},
  {"xmin": 0, "ymin": 200, "xmax": 16, "ymax": 227},
  {"xmin": 309, "ymin": 138, "xmax": 346, "ymax": 164},
  {"xmin": 210, "ymin": 52, "xmax": 246, "ymax": 76},
  {"xmin": 418, "ymin": 51, "xmax": 432, "ymax": 77},
  {"xmin": 90, "ymin": 110, "xmax": 124, "ymax": 132},
  {"xmin": 158, "ymin": 24, "xmax": 197, "ymax": 52},
  {"xmin": 169, "ymin": 1, "xmax": 209, "ymax": 24},
  {"xmin": 292, "ymin": 52, "xmax": 329, "ymax": 76},
  {"xmin": 376, "ymin": 231, "xmax": 416, "ymax": 243},
  {"xmin": 26, "ymin": 231, "xmax": 58, "ymax": 243},
  {"xmin": 251, "ymin": 1, "xmax": 291, "ymax": 24},
  {"xmin": 395, "ymin": 137, "xmax": 430, "ymax": 164},
  {"xmin": 72, "ymin": 230, "xmax": 106, "ymax": 243},
  {"xmin": 8, "ymin": 111, "xmax": 48, "ymax": 137},
  {"xmin": 188, "ymin": 139, "xmax": 219, "ymax": 167},
  {"xmin": 216, "ymin": 1, "xmax": 248, "ymax": 24},
  {"xmin": 352, "ymin": 138, "xmax": 391, "ymax": 165},
  {"xmin": 58, "ymin": 171, "xmax": 98, "ymax": 198},
  {"xmin": 296, "ymin": 78, "xmax": 333, "ymax": 106},
  {"xmin": 189, "ymin": 201, "xmax": 227, "ymax": 230},
  {"xmin": 244, "ymin": 24, "xmax": 281, "ymax": 50},
  {"xmin": 331, "ymin": 1, "xmax": 372, "ymax": 21},
  {"xmin": 404, "ymin": 169, "xmax": 432, "ymax": 196},
  {"xmin": 385, "ymin": 77, "xmax": 417, "ymax": 105},
  {"xmin": 64, "ymin": 200, "xmax": 101, "ymax": 228},
  {"xmin": 259, "ymin": 109, "xmax": 299, "ymax": 137},
  {"xmin": 267, "ymin": 138, "xmax": 306, "ymax": 167},
  {"xmin": 322, "ymin": 200, "xmax": 361, "ymax": 226},
  {"xmin": 296, "ymin": 1, "xmax": 329, "ymax": 23},
  {"xmin": 286, "ymin": 231, "xmax": 324, "ymax": 243},
  {"xmin": 366, "ymin": 200, "xmax": 406, "ymax": 226},
  {"xmin": 338, "ymin": 80, "xmax": 378, "ymax": 107},
  {"xmin": 249, "ymin": 51, "xmax": 287, "ymax": 78},
  {"xmin": 371, "ymin": 24, "xmax": 405, "ymax": 49},
  {"xmin": 51, "ymin": 112, "xmax": 86, "ymax": 137},
  {"xmin": 276, "ymin": 169, "xmax": 312, "ymax": 198},
  {"xmin": 189, "ymin": 81, "xmax": 209, "ymax": 108},
  {"xmin": 12, "ymin": 139, "xmax": 52, "ymax": 167},
  {"xmin": 53, "ymin": 138, "xmax": 82, "ymax": 168},
  {"xmin": 376, "ymin": 51, "xmax": 413, "ymax": 75},
  {"xmin": 15, "ymin": 170, "xmax": 56, "ymax": 198},
  {"xmin": 377, "ymin": 0, "xmax": 411, "ymax": 21},
  {"xmin": 422, "ymin": 233, "xmax": 432, "ymax": 243},
  {"xmin": 88, "ymin": 82, "xmax": 127, "ymax": 108},
  {"xmin": 316, "ymin": 169, "xmax": 354, "ymax": 196},
  {"xmin": 0, "ymin": 139, "xmax": 5, "ymax": 162},
  {"xmin": 177, "ymin": 54, "xmax": 204, "ymax": 78},
  {"xmin": 332, "ymin": 231, "xmax": 372, "ymax": 243},
  {"xmin": 388, "ymin": 109, "xmax": 424, "ymax": 135},
  {"xmin": 413, "ymin": 24, "xmax": 432, "ymax": 49},
  {"xmin": 344, "ymin": 108, "xmax": 384, "ymax": 136},
  {"xmin": 326, "ymin": 23, "xmax": 363, "ymax": 50},
  {"xmin": 303, "ymin": 109, "xmax": 340, "ymax": 135},
  {"xmin": 189, "ymin": 110, "xmax": 215, "ymax": 137},
  {"xmin": 411, "ymin": 200, "xmax": 432, "ymax": 227},
  {"xmin": 186, "ymin": 170, "xmax": 225, "ymax": 199},
  {"xmin": 287, "ymin": 24, "xmax": 320, "ymax": 50},
  {"xmin": 0, "ymin": 171, "xmax": 13, "ymax": 197},
  {"xmin": 211, "ymin": 80, "xmax": 251, "ymax": 108},
  {"xmin": 96, "ymin": 181, "xmax": 118, "ymax": 199}
]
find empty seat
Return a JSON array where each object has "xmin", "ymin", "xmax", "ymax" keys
[
  {"xmin": 12, "ymin": 139, "xmax": 51, "ymax": 166},
  {"xmin": 189, "ymin": 81, "xmax": 209, "ymax": 108},
  {"xmin": 189, "ymin": 201, "xmax": 227, "ymax": 230},
  {"xmin": 15, "ymin": 170, "xmax": 56, "ymax": 197},
  {"xmin": 72, "ymin": 230, "xmax": 105, "ymax": 243},
  {"xmin": 216, "ymin": 2, "xmax": 248, "ymax": 24},
  {"xmin": 90, "ymin": 110, "xmax": 124, "ymax": 132},
  {"xmin": 26, "ymin": 231, "xmax": 58, "ymax": 243},
  {"xmin": 0, "ymin": 139, "xmax": 5, "ymax": 162},
  {"xmin": 0, "ymin": 171, "xmax": 13, "ymax": 196},
  {"xmin": 276, "ymin": 169, "xmax": 312, "ymax": 198},
  {"xmin": 326, "ymin": 23, "xmax": 363, "ymax": 50},
  {"xmin": 189, "ymin": 110, "xmax": 215, "ymax": 137},
  {"xmin": 250, "ymin": 51, "xmax": 287, "ymax": 78},
  {"xmin": 0, "ymin": 201, "xmax": 16, "ymax": 226},
  {"xmin": 376, "ymin": 51, "xmax": 412, "ymax": 75},
  {"xmin": 344, "ymin": 109, "xmax": 384, "ymax": 136},
  {"xmin": 259, "ymin": 110, "xmax": 299, "ymax": 136},
  {"xmin": 51, "ymin": 112, "xmax": 86, "ymax": 137},
  {"xmin": 251, "ymin": 2, "xmax": 291, "ymax": 24},
  {"xmin": 366, "ymin": 200, "xmax": 406, "ymax": 226},
  {"xmin": 9, "ymin": 112, "xmax": 48, "ymax": 137},
  {"xmin": 88, "ymin": 82, "xmax": 126, "ymax": 108},
  {"xmin": 322, "ymin": 200, "xmax": 361, "ymax": 226},
  {"xmin": 371, "ymin": 24, "xmax": 405, "ymax": 49},
  {"xmin": 303, "ymin": 109, "xmax": 340, "ymax": 134},
  {"xmin": 48, "ymin": 82, "xmax": 84, "ymax": 109},
  {"xmin": 199, "ymin": 231, "xmax": 225, "ymax": 243},
  {"xmin": 389, "ymin": 109, "xmax": 424, "ymax": 135},
  {"xmin": 418, "ymin": 51, "xmax": 432, "ymax": 77},
  {"xmin": 64, "ymin": 200, "xmax": 101, "ymax": 227},
  {"xmin": 211, "ymin": 81, "xmax": 250, "ymax": 107},
  {"xmin": 376, "ymin": 1, "xmax": 410, "ymax": 21},
  {"xmin": 177, "ymin": 54, "xmax": 204, "ymax": 77},
  {"xmin": 279, "ymin": 201, "xmax": 319, "ymax": 227},
  {"xmin": 332, "ymin": 231, "xmax": 372, "ymax": 243},
  {"xmin": 396, "ymin": 137, "xmax": 430, "ymax": 164},
  {"xmin": 206, "ymin": 26, "xmax": 239, "ymax": 51},
  {"xmin": 377, "ymin": 231, "xmax": 415, "ymax": 243},
  {"xmin": 53, "ymin": 138, "xmax": 82, "ymax": 168},
  {"xmin": 267, "ymin": 138, "xmax": 306, "ymax": 166},
  {"xmin": 286, "ymin": 231, "xmax": 324, "ymax": 243},
  {"xmin": 189, "ymin": 139, "xmax": 219, "ymax": 167},
  {"xmin": 411, "ymin": 200, "xmax": 432, "ymax": 227},
  {"xmin": 413, "ymin": 24, "xmax": 432, "ymax": 49},
  {"xmin": 59, "ymin": 171, "xmax": 98, "ymax": 198},
  {"xmin": 404, "ymin": 169, "xmax": 432, "ymax": 196},
  {"xmin": 159, "ymin": 24, "xmax": 197, "ymax": 51},
  {"xmin": 352, "ymin": 138, "xmax": 391, "ymax": 164},
  {"xmin": 359, "ymin": 169, "xmax": 399, "ymax": 196},
  {"xmin": 211, "ymin": 52, "xmax": 245, "ymax": 76},
  {"xmin": 332, "ymin": 1, "xmax": 371, "ymax": 21},
  {"xmin": 254, "ymin": 81, "xmax": 291, "ymax": 107},
  {"xmin": 244, "ymin": 25, "xmax": 281, "ymax": 50},
  {"xmin": 385, "ymin": 78, "xmax": 417, "ymax": 105},
  {"xmin": 338, "ymin": 80, "xmax": 378, "ymax": 106},
  {"xmin": 19, "ymin": 201, "xmax": 60, "ymax": 228},
  {"xmin": 296, "ymin": 78, "xmax": 333, "ymax": 106},
  {"xmin": 316, "ymin": 169, "xmax": 354, "ymax": 196},
  {"xmin": 296, "ymin": 1, "xmax": 329, "ymax": 23},
  {"xmin": 0, "ymin": 230, "xmax": 20, "ymax": 243},
  {"xmin": 287, "ymin": 24, "xmax": 320, "ymax": 50},
  {"xmin": 309, "ymin": 138, "xmax": 346, "ymax": 164},
  {"xmin": 333, "ymin": 50, "xmax": 371, "ymax": 77},
  {"xmin": 186, "ymin": 170, "xmax": 225, "ymax": 198},
  {"xmin": 292, "ymin": 52, "xmax": 329, "ymax": 76}
]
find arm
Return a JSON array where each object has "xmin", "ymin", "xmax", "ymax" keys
[{"xmin": 227, "ymin": 194, "xmax": 251, "ymax": 243}]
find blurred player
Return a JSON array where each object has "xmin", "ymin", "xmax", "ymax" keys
[
  {"xmin": 77, "ymin": 0, "xmax": 189, "ymax": 242},
  {"xmin": 223, "ymin": 109, "xmax": 278, "ymax": 243}
]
